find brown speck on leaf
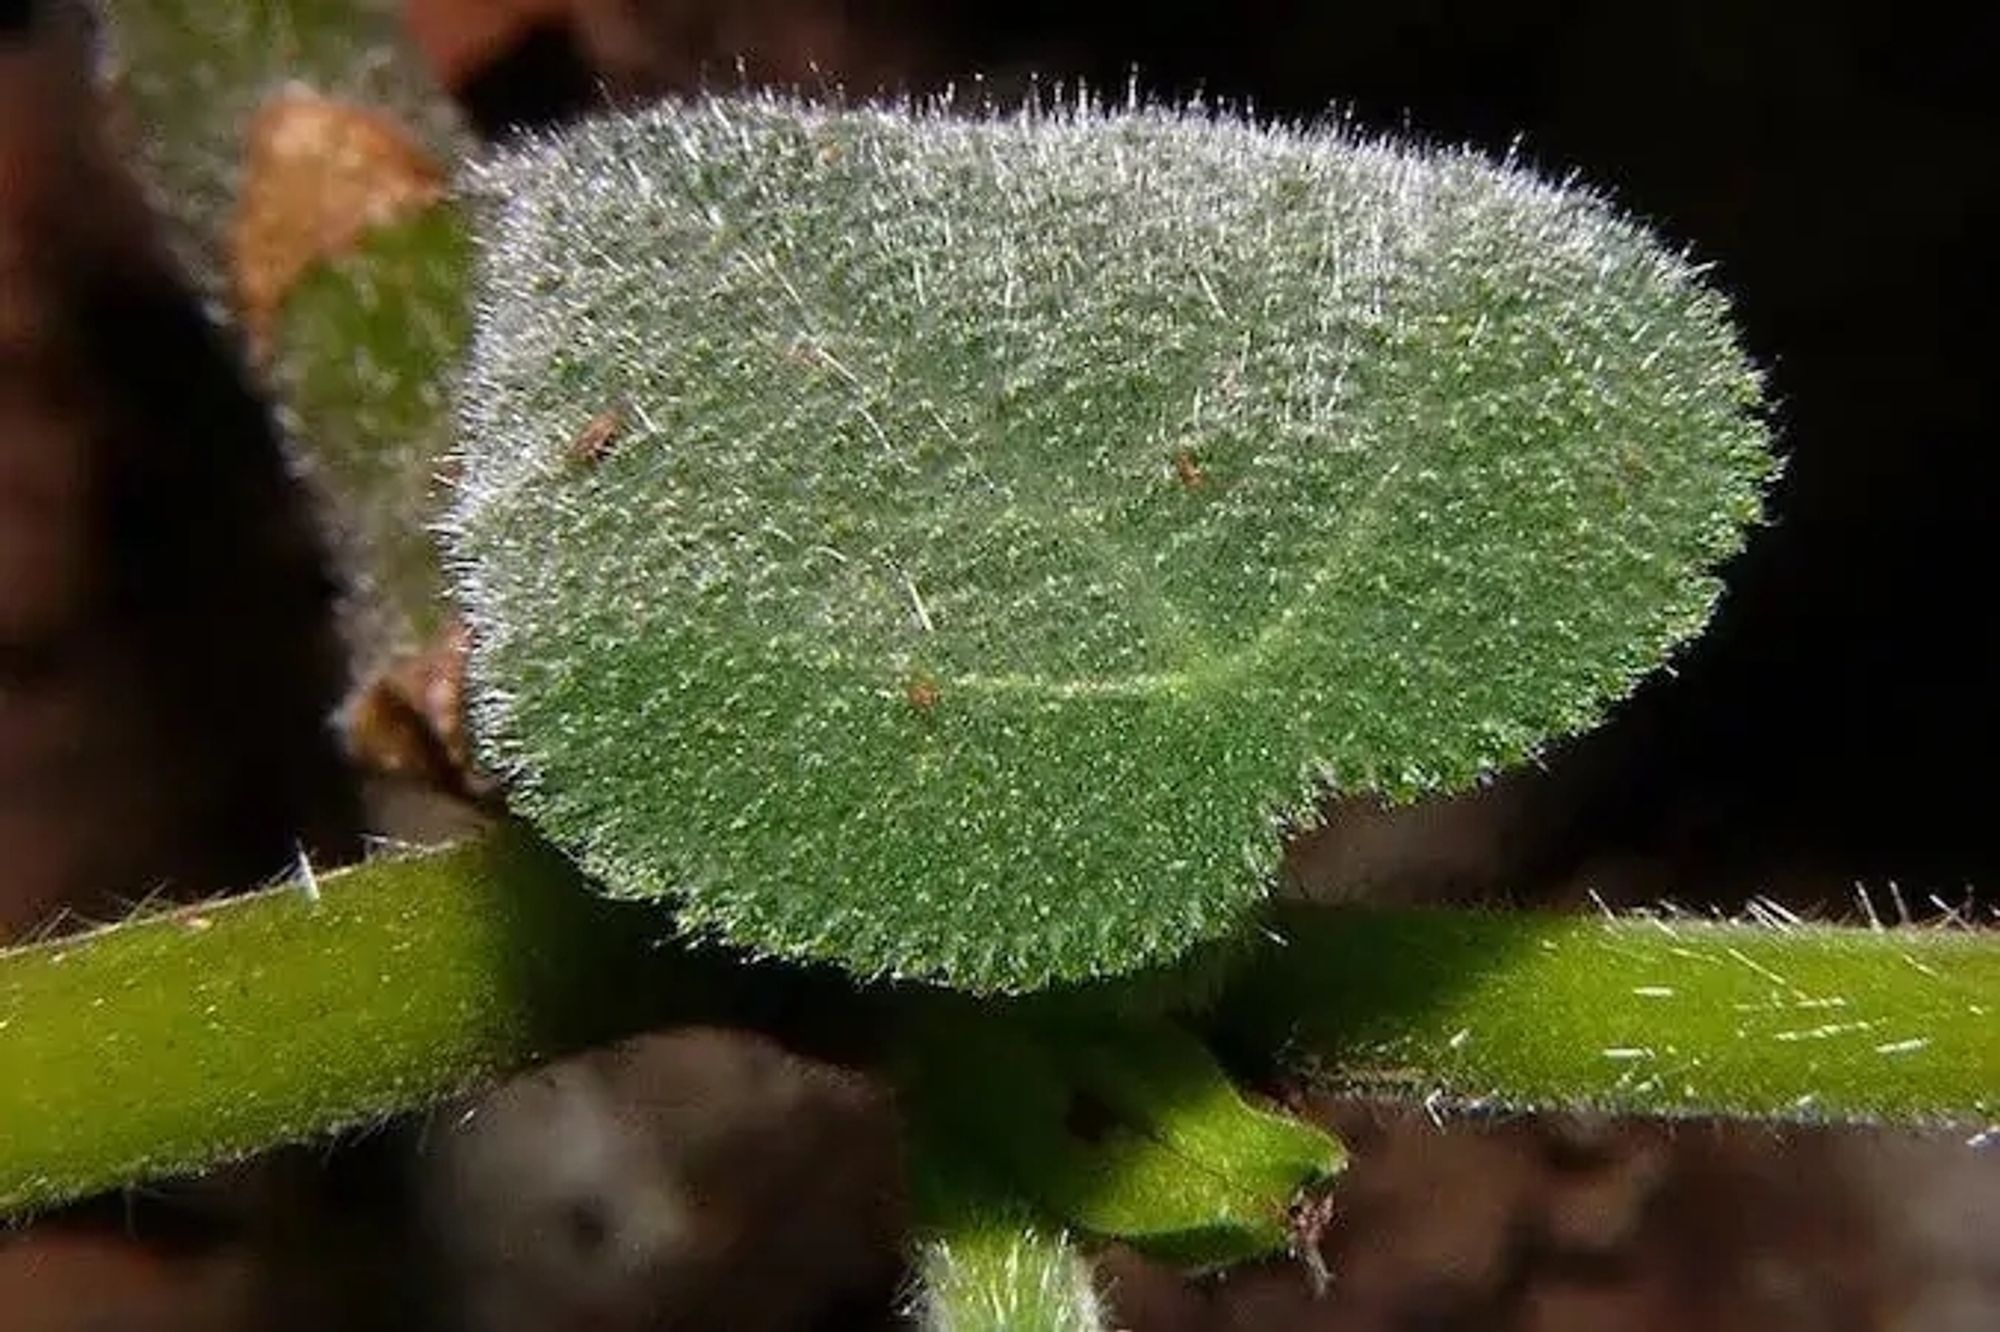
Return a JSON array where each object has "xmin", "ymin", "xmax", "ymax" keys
[
  {"xmin": 905, "ymin": 673, "xmax": 941, "ymax": 714},
  {"xmin": 1171, "ymin": 446, "xmax": 1207, "ymax": 489},
  {"xmin": 231, "ymin": 90, "xmax": 446, "ymax": 357},
  {"xmin": 566, "ymin": 408, "xmax": 623, "ymax": 466},
  {"xmin": 778, "ymin": 336, "xmax": 824, "ymax": 370}
]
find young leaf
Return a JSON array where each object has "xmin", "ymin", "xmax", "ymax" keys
[
  {"xmin": 100, "ymin": 1, "xmax": 474, "ymax": 655},
  {"xmin": 897, "ymin": 1006, "xmax": 1342, "ymax": 1267},
  {"xmin": 450, "ymin": 94, "xmax": 1773, "ymax": 991},
  {"xmin": 904, "ymin": 1081, "xmax": 1110, "ymax": 1332}
]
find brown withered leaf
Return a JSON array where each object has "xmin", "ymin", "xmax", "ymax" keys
[
  {"xmin": 230, "ymin": 89, "xmax": 445, "ymax": 355},
  {"xmin": 342, "ymin": 617, "xmax": 495, "ymax": 800}
]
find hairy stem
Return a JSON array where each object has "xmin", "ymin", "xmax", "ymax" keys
[
  {"xmin": 0, "ymin": 824, "xmax": 730, "ymax": 1213},
  {"xmin": 915, "ymin": 1221, "xmax": 1107, "ymax": 1332},
  {"xmin": 1218, "ymin": 903, "xmax": 1999, "ymax": 1124},
  {"xmin": 906, "ymin": 1139, "xmax": 1109, "ymax": 1332}
]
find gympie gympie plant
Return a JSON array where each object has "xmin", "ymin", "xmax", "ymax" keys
[{"xmin": 7, "ymin": 18, "xmax": 1998, "ymax": 1323}]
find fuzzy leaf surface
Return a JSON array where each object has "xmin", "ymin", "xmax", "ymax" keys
[{"xmin": 452, "ymin": 96, "xmax": 1772, "ymax": 990}]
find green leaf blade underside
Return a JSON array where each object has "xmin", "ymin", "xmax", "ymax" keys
[
  {"xmin": 273, "ymin": 203, "xmax": 474, "ymax": 643},
  {"xmin": 451, "ymin": 96, "xmax": 1773, "ymax": 991},
  {"xmin": 1218, "ymin": 905, "xmax": 1999, "ymax": 1123},
  {"xmin": 0, "ymin": 827, "xmax": 682, "ymax": 1215}
]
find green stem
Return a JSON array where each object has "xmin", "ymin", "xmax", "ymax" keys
[
  {"xmin": 914, "ymin": 1222, "xmax": 1107, "ymax": 1332},
  {"xmin": 906, "ymin": 1135, "xmax": 1108, "ymax": 1332},
  {"xmin": 1217, "ymin": 903, "xmax": 2000, "ymax": 1124},
  {"xmin": 0, "ymin": 825, "xmax": 727, "ymax": 1213}
]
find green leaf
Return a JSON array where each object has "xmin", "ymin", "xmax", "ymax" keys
[
  {"xmin": 1215, "ymin": 903, "xmax": 2000, "ymax": 1123},
  {"xmin": 273, "ymin": 203, "xmax": 474, "ymax": 643},
  {"xmin": 450, "ymin": 95, "xmax": 1773, "ymax": 991},
  {"xmin": 898, "ymin": 1007, "xmax": 1343, "ymax": 1267},
  {"xmin": 1046, "ymin": 1016, "xmax": 1343, "ymax": 1208}
]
